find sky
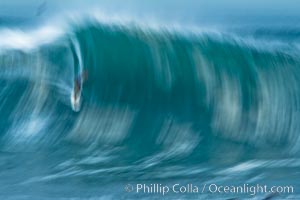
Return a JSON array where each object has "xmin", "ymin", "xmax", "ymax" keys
[{"xmin": 0, "ymin": 0, "xmax": 300, "ymax": 27}]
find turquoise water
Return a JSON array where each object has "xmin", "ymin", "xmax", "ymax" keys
[{"xmin": 0, "ymin": 6, "xmax": 300, "ymax": 200}]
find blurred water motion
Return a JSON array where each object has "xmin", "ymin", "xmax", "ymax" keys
[{"xmin": 0, "ymin": 3, "xmax": 300, "ymax": 200}]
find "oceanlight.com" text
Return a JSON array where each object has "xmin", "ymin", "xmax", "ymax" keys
[{"xmin": 124, "ymin": 183, "xmax": 294, "ymax": 196}]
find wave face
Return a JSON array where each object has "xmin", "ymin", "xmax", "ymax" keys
[{"xmin": 0, "ymin": 19, "xmax": 300, "ymax": 199}]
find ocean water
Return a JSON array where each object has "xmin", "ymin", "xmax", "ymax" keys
[{"xmin": 0, "ymin": 1, "xmax": 300, "ymax": 199}]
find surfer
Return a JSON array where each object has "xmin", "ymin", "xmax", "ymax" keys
[{"xmin": 73, "ymin": 70, "xmax": 88, "ymax": 100}]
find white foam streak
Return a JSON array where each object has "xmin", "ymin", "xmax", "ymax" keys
[{"xmin": 0, "ymin": 25, "xmax": 65, "ymax": 51}]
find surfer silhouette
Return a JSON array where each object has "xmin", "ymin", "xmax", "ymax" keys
[{"xmin": 74, "ymin": 70, "xmax": 88, "ymax": 100}]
